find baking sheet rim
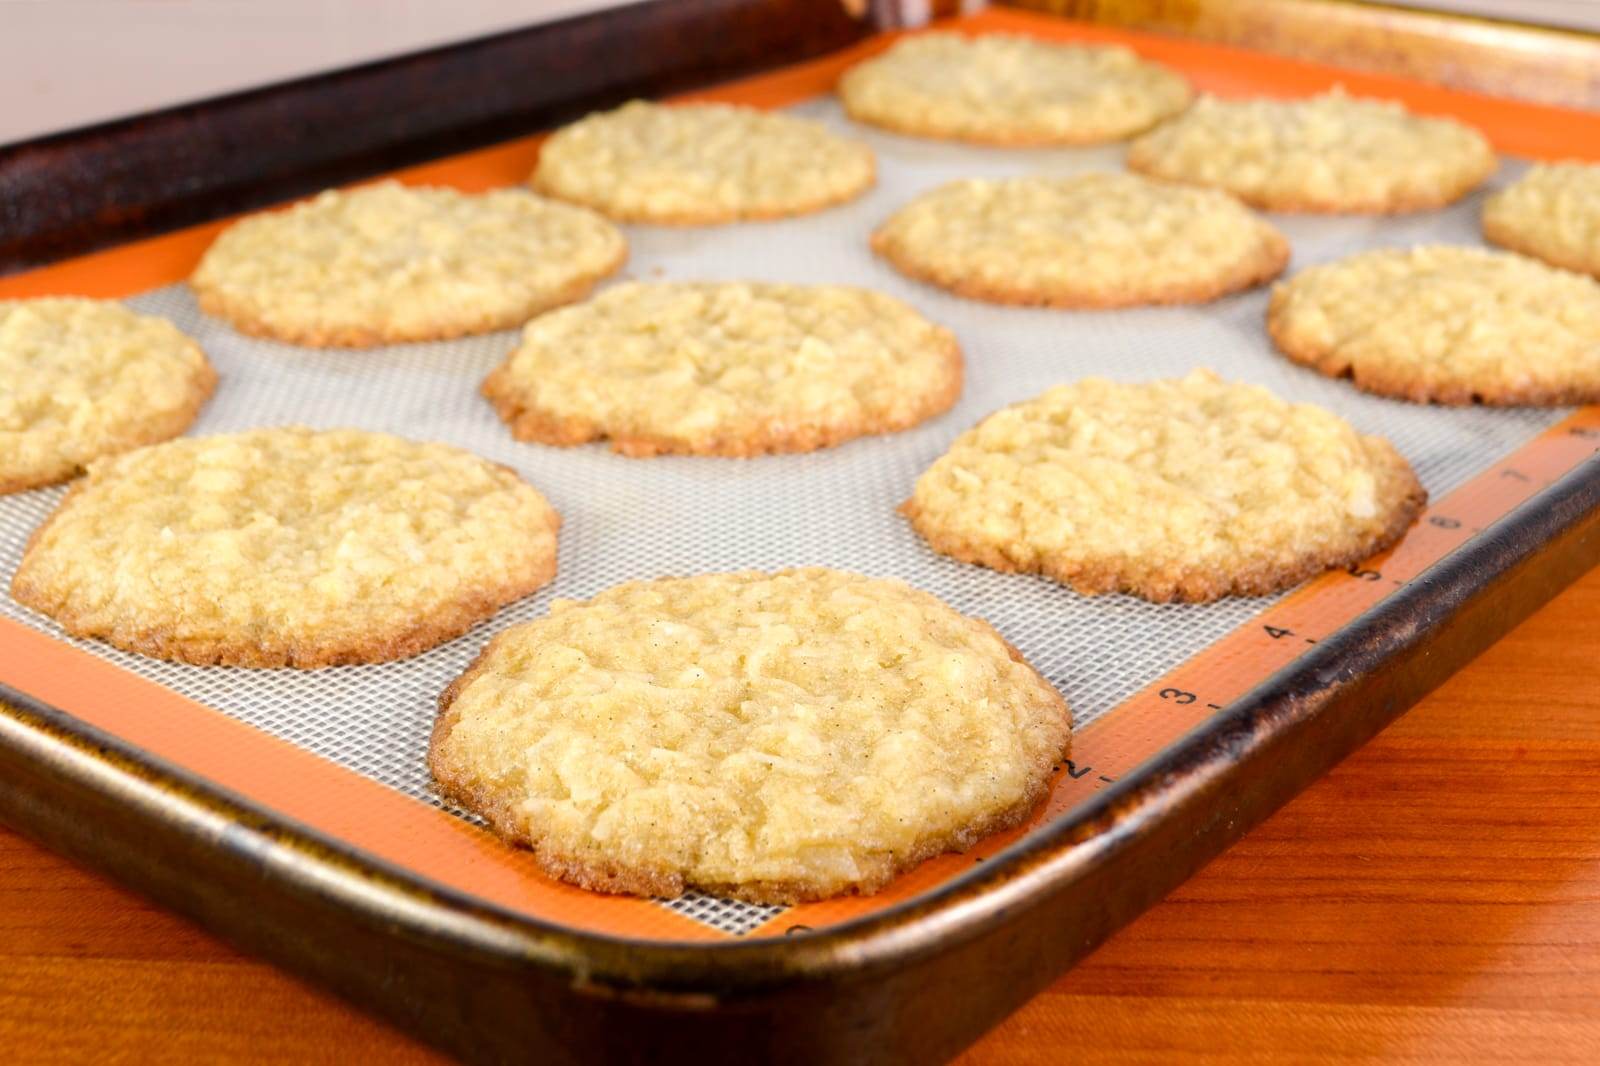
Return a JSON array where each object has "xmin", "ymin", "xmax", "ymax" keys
[{"xmin": 2, "ymin": 5, "xmax": 1600, "ymax": 950}]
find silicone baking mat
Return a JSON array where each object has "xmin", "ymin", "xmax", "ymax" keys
[{"xmin": 3, "ymin": 7, "xmax": 1599, "ymax": 943}]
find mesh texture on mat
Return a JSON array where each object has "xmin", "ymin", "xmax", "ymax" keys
[{"xmin": 0, "ymin": 96, "xmax": 1565, "ymax": 936}]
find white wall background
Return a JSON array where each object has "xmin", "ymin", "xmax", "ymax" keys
[
  {"xmin": 1388, "ymin": 0, "xmax": 1600, "ymax": 31},
  {"xmin": 0, "ymin": 1, "xmax": 643, "ymax": 146},
  {"xmin": 0, "ymin": 0, "xmax": 1594, "ymax": 147}
]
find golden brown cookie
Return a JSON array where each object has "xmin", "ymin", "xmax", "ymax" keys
[
  {"xmin": 870, "ymin": 173, "xmax": 1288, "ymax": 307},
  {"xmin": 1267, "ymin": 245, "xmax": 1600, "ymax": 405},
  {"xmin": 12, "ymin": 427, "xmax": 560, "ymax": 668},
  {"xmin": 1482, "ymin": 163, "xmax": 1600, "ymax": 279},
  {"xmin": 530, "ymin": 101, "xmax": 875, "ymax": 224},
  {"xmin": 838, "ymin": 32, "xmax": 1191, "ymax": 146},
  {"xmin": 429, "ymin": 568, "xmax": 1071, "ymax": 903},
  {"xmin": 1, "ymin": 298, "xmax": 215, "ymax": 494},
  {"xmin": 1126, "ymin": 90, "xmax": 1495, "ymax": 214},
  {"xmin": 190, "ymin": 181, "xmax": 626, "ymax": 347},
  {"xmin": 902, "ymin": 370, "xmax": 1425, "ymax": 603},
  {"xmin": 483, "ymin": 282, "xmax": 962, "ymax": 457}
]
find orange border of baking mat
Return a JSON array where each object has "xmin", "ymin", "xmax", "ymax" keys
[{"xmin": 4, "ymin": 7, "xmax": 1600, "ymax": 943}]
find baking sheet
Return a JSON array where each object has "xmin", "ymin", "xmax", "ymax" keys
[{"xmin": 0, "ymin": 91, "xmax": 1573, "ymax": 938}]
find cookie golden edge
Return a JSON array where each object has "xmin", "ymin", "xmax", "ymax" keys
[
  {"xmin": 1126, "ymin": 152, "xmax": 1496, "ymax": 215},
  {"xmin": 901, "ymin": 442, "xmax": 1426, "ymax": 604},
  {"xmin": 190, "ymin": 242, "xmax": 627, "ymax": 348},
  {"xmin": 1266, "ymin": 285, "xmax": 1600, "ymax": 406},
  {"xmin": 837, "ymin": 96, "xmax": 1182, "ymax": 147},
  {"xmin": 9, "ymin": 464, "xmax": 561, "ymax": 669},
  {"xmin": 0, "ymin": 348, "xmax": 218, "ymax": 496},
  {"xmin": 528, "ymin": 163, "xmax": 878, "ymax": 227},
  {"xmin": 835, "ymin": 39, "xmax": 1193, "ymax": 147},
  {"xmin": 1482, "ymin": 210, "xmax": 1600, "ymax": 281},
  {"xmin": 428, "ymin": 622, "xmax": 1069, "ymax": 903},
  {"xmin": 481, "ymin": 328, "xmax": 964, "ymax": 458},
  {"xmin": 869, "ymin": 219, "xmax": 1290, "ymax": 308}
]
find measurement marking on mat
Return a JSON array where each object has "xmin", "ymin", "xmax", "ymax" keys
[
  {"xmin": 1263, "ymin": 625, "xmax": 1320, "ymax": 646},
  {"xmin": 1500, "ymin": 468, "xmax": 1531, "ymax": 482},
  {"xmin": 1063, "ymin": 761, "xmax": 1118, "ymax": 786}
]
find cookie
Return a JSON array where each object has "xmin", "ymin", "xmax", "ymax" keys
[
  {"xmin": 190, "ymin": 181, "xmax": 626, "ymax": 347},
  {"xmin": 838, "ymin": 32, "xmax": 1191, "ymax": 145},
  {"xmin": 429, "ymin": 568, "xmax": 1070, "ymax": 903},
  {"xmin": 483, "ymin": 282, "xmax": 962, "ymax": 457},
  {"xmin": 1482, "ymin": 163, "xmax": 1600, "ymax": 278},
  {"xmin": 902, "ymin": 370, "xmax": 1424, "ymax": 603},
  {"xmin": 1, "ymin": 298, "xmax": 215, "ymax": 494},
  {"xmin": 12, "ymin": 427, "xmax": 560, "ymax": 668},
  {"xmin": 530, "ymin": 101, "xmax": 875, "ymax": 224},
  {"xmin": 1126, "ymin": 90, "xmax": 1495, "ymax": 213},
  {"xmin": 870, "ymin": 173, "xmax": 1288, "ymax": 307},
  {"xmin": 1267, "ymin": 245, "xmax": 1600, "ymax": 405}
]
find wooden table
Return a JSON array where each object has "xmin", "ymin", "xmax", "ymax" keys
[{"xmin": 4, "ymin": 566, "xmax": 1599, "ymax": 1064}]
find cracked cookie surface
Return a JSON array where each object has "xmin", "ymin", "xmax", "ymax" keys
[
  {"xmin": 871, "ymin": 172, "xmax": 1288, "ymax": 307},
  {"xmin": 484, "ymin": 282, "xmax": 961, "ymax": 456},
  {"xmin": 1268, "ymin": 245, "xmax": 1600, "ymax": 405},
  {"xmin": 190, "ymin": 181, "xmax": 625, "ymax": 346},
  {"xmin": 12, "ymin": 427, "xmax": 560, "ymax": 667},
  {"xmin": 1127, "ymin": 90, "xmax": 1494, "ymax": 213},
  {"xmin": 838, "ymin": 32, "xmax": 1191, "ymax": 145},
  {"xmin": 430, "ymin": 567, "xmax": 1071, "ymax": 903},
  {"xmin": 531, "ymin": 101, "xmax": 875, "ymax": 224},
  {"xmin": 1483, "ymin": 163, "xmax": 1600, "ymax": 279},
  {"xmin": 1, "ymin": 298, "xmax": 215, "ymax": 494},
  {"xmin": 903, "ymin": 370, "xmax": 1425, "ymax": 602}
]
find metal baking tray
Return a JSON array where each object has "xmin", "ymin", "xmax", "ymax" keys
[{"xmin": 3, "ymin": 4, "xmax": 1599, "ymax": 1062}]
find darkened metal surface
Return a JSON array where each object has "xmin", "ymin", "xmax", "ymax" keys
[
  {"xmin": 1017, "ymin": 0, "xmax": 1600, "ymax": 109},
  {"xmin": 0, "ymin": 0, "xmax": 869, "ymax": 272},
  {"xmin": 3, "ymin": 447, "xmax": 1597, "ymax": 1063}
]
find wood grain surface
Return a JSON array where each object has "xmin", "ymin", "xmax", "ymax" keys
[{"xmin": 3, "ymin": 563, "xmax": 1600, "ymax": 1064}]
